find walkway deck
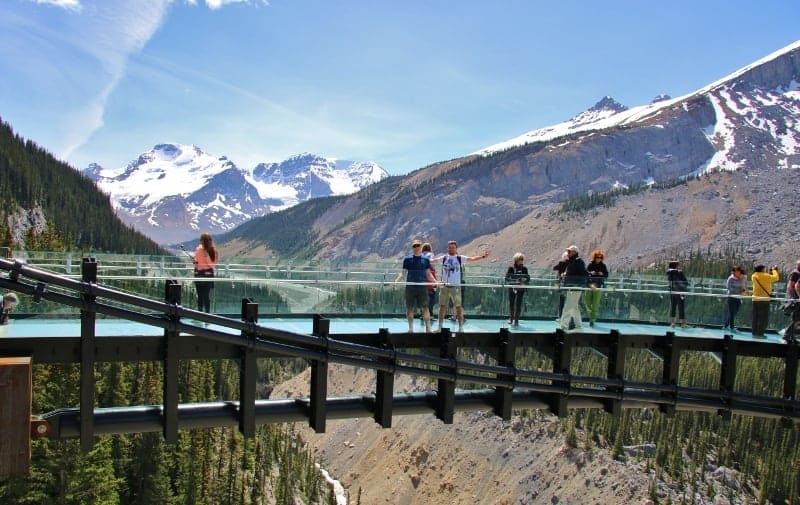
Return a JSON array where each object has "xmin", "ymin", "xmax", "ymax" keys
[{"xmin": 2, "ymin": 315, "xmax": 786, "ymax": 344}]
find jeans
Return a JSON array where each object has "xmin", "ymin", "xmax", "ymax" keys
[{"xmin": 723, "ymin": 297, "xmax": 741, "ymax": 329}]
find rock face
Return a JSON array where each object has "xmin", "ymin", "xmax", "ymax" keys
[
  {"xmin": 272, "ymin": 364, "xmax": 757, "ymax": 505},
  {"xmin": 219, "ymin": 41, "xmax": 800, "ymax": 266}
]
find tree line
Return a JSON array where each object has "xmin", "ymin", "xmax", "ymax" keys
[{"xmin": 0, "ymin": 119, "xmax": 165, "ymax": 255}]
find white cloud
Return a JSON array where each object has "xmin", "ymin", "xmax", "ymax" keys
[
  {"xmin": 204, "ymin": 0, "xmax": 269, "ymax": 9},
  {"xmin": 32, "ymin": 0, "xmax": 82, "ymax": 12}
]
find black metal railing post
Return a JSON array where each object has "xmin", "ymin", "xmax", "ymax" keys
[
  {"xmin": 436, "ymin": 329, "xmax": 457, "ymax": 424},
  {"xmin": 718, "ymin": 334, "xmax": 737, "ymax": 420},
  {"xmin": 79, "ymin": 257, "xmax": 98, "ymax": 452},
  {"xmin": 239, "ymin": 298, "xmax": 258, "ymax": 437},
  {"xmin": 494, "ymin": 328, "xmax": 516, "ymax": 420},
  {"xmin": 374, "ymin": 328, "xmax": 394, "ymax": 428},
  {"xmin": 310, "ymin": 314, "xmax": 330, "ymax": 433},
  {"xmin": 550, "ymin": 328, "xmax": 572, "ymax": 417},
  {"xmin": 163, "ymin": 279, "xmax": 182, "ymax": 444},
  {"xmin": 604, "ymin": 329, "xmax": 625, "ymax": 416},
  {"xmin": 659, "ymin": 332, "xmax": 680, "ymax": 416}
]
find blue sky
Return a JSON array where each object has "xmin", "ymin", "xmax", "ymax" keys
[{"xmin": 1, "ymin": 0, "xmax": 799, "ymax": 176}]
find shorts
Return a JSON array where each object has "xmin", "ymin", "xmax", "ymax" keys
[
  {"xmin": 439, "ymin": 285, "xmax": 462, "ymax": 308},
  {"xmin": 405, "ymin": 285, "xmax": 429, "ymax": 310}
]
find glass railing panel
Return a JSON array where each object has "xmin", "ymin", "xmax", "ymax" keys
[{"xmin": 2, "ymin": 252, "xmax": 794, "ymax": 333}]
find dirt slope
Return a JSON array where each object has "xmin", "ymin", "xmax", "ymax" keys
[{"xmin": 272, "ymin": 365, "xmax": 755, "ymax": 505}]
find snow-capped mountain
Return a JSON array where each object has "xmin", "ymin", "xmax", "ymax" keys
[
  {"xmin": 474, "ymin": 39, "xmax": 800, "ymax": 174},
  {"xmin": 84, "ymin": 146, "xmax": 388, "ymax": 244}
]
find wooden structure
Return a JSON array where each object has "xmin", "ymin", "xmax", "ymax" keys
[{"xmin": 0, "ymin": 357, "xmax": 31, "ymax": 477}]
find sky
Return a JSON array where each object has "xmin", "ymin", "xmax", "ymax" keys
[{"xmin": 1, "ymin": 1, "xmax": 799, "ymax": 176}]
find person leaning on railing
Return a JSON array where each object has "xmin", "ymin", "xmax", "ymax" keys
[
  {"xmin": 751, "ymin": 264, "xmax": 779, "ymax": 338},
  {"xmin": 666, "ymin": 260, "xmax": 690, "ymax": 328},
  {"xmin": 193, "ymin": 232, "xmax": 218, "ymax": 313},
  {"xmin": 723, "ymin": 266, "xmax": 747, "ymax": 333},
  {"xmin": 505, "ymin": 252, "xmax": 530, "ymax": 328},
  {"xmin": 584, "ymin": 249, "xmax": 608, "ymax": 328}
]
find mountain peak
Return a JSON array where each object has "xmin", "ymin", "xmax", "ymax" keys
[{"xmin": 588, "ymin": 96, "xmax": 627, "ymax": 113}]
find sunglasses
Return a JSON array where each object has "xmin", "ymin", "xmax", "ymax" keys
[
  {"xmin": 412, "ymin": 244, "xmax": 421, "ymax": 248},
  {"xmin": 594, "ymin": 255, "xmax": 603, "ymax": 259}
]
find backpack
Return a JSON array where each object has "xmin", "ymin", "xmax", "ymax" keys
[
  {"xmin": 457, "ymin": 255, "xmax": 465, "ymax": 284},
  {"xmin": 668, "ymin": 270, "xmax": 688, "ymax": 292}
]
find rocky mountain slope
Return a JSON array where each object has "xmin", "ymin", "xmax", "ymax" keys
[
  {"xmin": 84, "ymin": 146, "xmax": 388, "ymax": 244},
  {"xmin": 273, "ymin": 365, "xmax": 758, "ymax": 504},
  {"xmin": 218, "ymin": 40, "xmax": 800, "ymax": 269}
]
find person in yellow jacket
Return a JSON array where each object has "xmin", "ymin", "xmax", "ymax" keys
[{"xmin": 751, "ymin": 264, "xmax": 779, "ymax": 337}]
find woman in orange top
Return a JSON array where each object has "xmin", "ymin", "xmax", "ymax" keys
[{"xmin": 193, "ymin": 232, "xmax": 218, "ymax": 313}]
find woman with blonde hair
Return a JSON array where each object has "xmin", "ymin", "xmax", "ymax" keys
[
  {"xmin": 584, "ymin": 249, "xmax": 608, "ymax": 327},
  {"xmin": 193, "ymin": 232, "xmax": 218, "ymax": 313},
  {"xmin": 505, "ymin": 252, "xmax": 530, "ymax": 328}
]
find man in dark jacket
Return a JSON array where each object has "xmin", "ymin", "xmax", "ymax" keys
[{"xmin": 559, "ymin": 245, "xmax": 588, "ymax": 331}]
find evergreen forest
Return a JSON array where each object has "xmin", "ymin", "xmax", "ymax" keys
[{"xmin": 0, "ymin": 119, "xmax": 164, "ymax": 255}]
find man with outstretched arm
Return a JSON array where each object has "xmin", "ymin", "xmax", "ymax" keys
[{"xmin": 432, "ymin": 240, "xmax": 490, "ymax": 333}]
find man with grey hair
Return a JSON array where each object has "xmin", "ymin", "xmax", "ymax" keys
[
  {"xmin": 558, "ymin": 245, "xmax": 588, "ymax": 331},
  {"xmin": 1, "ymin": 292, "xmax": 19, "ymax": 326}
]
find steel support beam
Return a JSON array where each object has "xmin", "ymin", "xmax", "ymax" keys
[
  {"xmin": 436, "ymin": 329, "xmax": 457, "ymax": 424},
  {"xmin": 494, "ymin": 328, "xmax": 515, "ymax": 420},
  {"xmin": 374, "ymin": 328, "xmax": 394, "ymax": 428},
  {"xmin": 309, "ymin": 315, "xmax": 330, "ymax": 433},
  {"xmin": 604, "ymin": 329, "xmax": 625, "ymax": 416}
]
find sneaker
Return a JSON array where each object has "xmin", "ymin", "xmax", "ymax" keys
[{"xmin": 589, "ymin": 322, "xmax": 595, "ymax": 328}]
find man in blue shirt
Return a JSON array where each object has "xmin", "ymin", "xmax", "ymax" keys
[{"xmin": 394, "ymin": 240, "xmax": 436, "ymax": 333}]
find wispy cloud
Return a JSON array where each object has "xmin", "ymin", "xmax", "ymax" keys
[
  {"xmin": 188, "ymin": 0, "xmax": 269, "ymax": 9},
  {"xmin": 32, "ymin": 0, "xmax": 82, "ymax": 12},
  {"xmin": 54, "ymin": 1, "xmax": 171, "ymax": 160},
  {"xmin": 24, "ymin": 0, "xmax": 267, "ymax": 162}
]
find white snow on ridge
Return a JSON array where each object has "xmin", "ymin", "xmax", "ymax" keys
[
  {"xmin": 473, "ymin": 39, "xmax": 800, "ymax": 158},
  {"xmin": 95, "ymin": 144, "xmax": 226, "ymax": 207}
]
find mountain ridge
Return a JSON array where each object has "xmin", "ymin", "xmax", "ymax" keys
[
  {"xmin": 215, "ymin": 39, "xmax": 800, "ymax": 268},
  {"xmin": 83, "ymin": 145, "xmax": 389, "ymax": 244}
]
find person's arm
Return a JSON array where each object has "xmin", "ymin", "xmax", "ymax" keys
[
  {"xmin": 521, "ymin": 267, "xmax": 530, "ymax": 284},
  {"xmin": 769, "ymin": 267, "xmax": 779, "ymax": 281},
  {"xmin": 466, "ymin": 251, "xmax": 490, "ymax": 262},
  {"xmin": 394, "ymin": 269, "xmax": 406, "ymax": 283},
  {"xmin": 505, "ymin": 267, "xmax": 514, "ymax": 283},
  {"xmin": 426, "ymin": 268, "xmax": 436, "ymax": 284}
]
